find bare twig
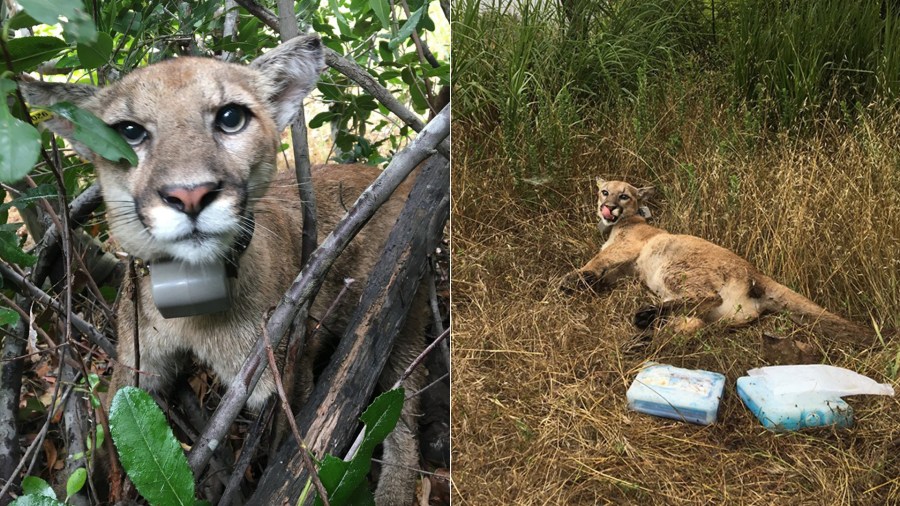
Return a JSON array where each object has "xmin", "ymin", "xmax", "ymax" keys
[
  {"xmin": 188, "ymin": 105, "xmax": 449, "ymax": 475},
  {"xmin": 220, "ymin": 0, "xmax": 239, "ymax": 61},
  {"xmin": 128, "ymin": 260, "xmax": 140, "ymax": 387},
  {"xmin": 0, "ymin": 261, "xmax": 116, "ymax": 358},
  {"xmin": 263, "ymin": 325, "xmax": 330, "ymax": 506},
  {"xmin": 219, "ymin": 398, "xmax": 275, "ymax": 506},
  {"xmin": 276, "ymin": 0, "xmax": 318, "ymax": 267},
  {"xmin": 393, "ymin": 328, "xmax": 450, "ymax": 390}
]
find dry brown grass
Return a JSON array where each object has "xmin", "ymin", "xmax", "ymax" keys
[{"xmin": 450, "ymin": 111, "xmax": 900, "ymax": 504}]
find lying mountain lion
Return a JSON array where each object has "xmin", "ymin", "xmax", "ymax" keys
[
  {"xmin": 561, "ymin": 178, "xmax": 873, "ymax": 344},
  {"xmin": 23, "ymin": 36, "xmax": 424, "ymax": 504}
]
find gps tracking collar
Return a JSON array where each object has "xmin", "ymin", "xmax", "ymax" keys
[{"xmin": 145, "ymin": 211, "xmax": 255, "ymax": 319}]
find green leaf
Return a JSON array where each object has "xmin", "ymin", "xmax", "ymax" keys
[
  {"xmin": 329, "ymin": 0, "xmax": 352, "ymax": 37},
  {"xmin": 62, "ymin": 14, "xmax": 98, "ymax": 45},
  {"xmin": 0, "ymin": 117, "xmax": 41, "ymax": 182},
  {"xmin": 20, "ymin": 476, "xmax": 55, "ymax": 499},
  {"xmin": 18, "ymin": 0, "xmax": 98, "ymax": 44},
  {"xmin": 111, "ymin": 10, "xmax": 143, "ymax": 35},
  {"xmin": 3, "ymin": 36, "xmax": 68, "ymax": 73},
  {"xmin": 109, "ymin": 387, "xmax": 195, "ymax": 506},
  {"xmin": 44, "ymin": 103, "xmax": 138, "ymax": 166},
  {"xmin": 369, "ymin": 0, "xmax": 390, "ymax": 30},
  {"xmin": 309, "ymin": 111, "xmax": 337, "ymax": 128},
  {"xmin": 0, "ymin": 307, "xmax": 19, "ymax": 326},
  {"xmin": 388, "ymin": 6, "xmax": 426, "ymax": 50},
  {"xmin": 8, "ymin": 11, "xmax": 41, "ymax": 30},
  {"xmin": 77, "ymin": 32, "xmax": 113, "ymax": 69},
  {"xmin": 401, "ymin": 68, "xmax": 429, "ymax": 112},
  {"xmin": 0, "ymin": 184, "xmax": 57, "ymax": 214},
  {"xmin": 16, "ymin": 0, "xmax": 80, "ymax": 25},
  {"xmin": 0, "ymin": 82, "xmax": 41, "ymax": 183},
  {"xmin": 65, "ymin": 468, "xmax": 87, "ymax": 501},
  {"xmin": 9, "ymin": 496, "xmax": 65, "ymax": 506},
  {"xmin": 0, "ymin": 230, "xmax": 36, "ymax": 267},
  {"xmin": 315, "ymin": 388, "xmax": 404, "ymax": 506}
]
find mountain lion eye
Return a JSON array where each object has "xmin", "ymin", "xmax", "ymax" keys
[
  {"xmin": 215, "ymin": 104, "xmax": 249, "ymax": 133},
  {"xmin": 601, "ymin": 190, "xmax": 609, "ymax": 196},
  {"xmin": 620, "ymin": 194, "xmax": 630, "ymax": 200},
  {"xmin": 115, "ymin": 122, "xmax": 147, "ymax": 146}
]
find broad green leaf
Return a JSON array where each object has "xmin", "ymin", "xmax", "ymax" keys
[
  {"xmin": 0, "ymin": 307, "xmax": 19, "ymax": 326},
  {"xmin": 16, "ymin": 0, "xmax": 80, "ymax": 25},
  {"xmin": 18, "ymin": 0, "xmax": 97, "ymax": 44},
  {"xmin": 315, "ymin": 388, "xmax": 404, "ymax": 506},
  {"xmin": 8, "ymin": 11, "xmax": 40, "ymax": 30},
  {"xmin": 401, "ymin": 68, "xmax": 429, "ymax": 112},
  {"xmin": 65, "ymin": 468, "xmax": 87, "ymax": 500},
  {"xmin": 0, "ymin": 104, "xmax": 42, "ymax": 183},
  {"xmin": 44, "ymin": 103, "xmax": 138, "ymax": 166},
  {"xmin": 77, "ymin": 32, "xmax": 113, "ymax": 69},
  {"xmin": 309, "ymin": 111, "xmax": 337, "ymax": 128},
  {"xmin": 20, "ymin": 476, "xmax": 55, "ymax": 499},
  {"xmin": 3, "ymin": 36, "xmax": 68, "ymax": 73},
  {"xmin": 388, "ymin": 6, "xmax": 426, "ymax": 50},
  {"xmin": 0, "ymin": 230, "xmax": 37, "ymax": 267},
  {"xmin": 9, "ymin": 496, "xmax": 64, "ymax": 506},
  {"xmin": 369, "ymin": 0, "xmax": 390, "ymax": 30},
  {"xmin": 62, "ymin": 15, "xmax": 98, "ymax": 45},
  {"xmin": 109, "ymin": 387, "xmax": 195, "ymax": 506}
]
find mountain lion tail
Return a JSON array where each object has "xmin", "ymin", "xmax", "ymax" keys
[{"xmin": 756, "ymin": 275, "xmax": 875, "ymax": 346}]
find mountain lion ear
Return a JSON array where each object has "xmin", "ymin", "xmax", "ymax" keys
[
  {"xmin": 637, "ymin": 186, "xmax": 655, "ymax": 201},
  {"xmin": 250, "ymin": 35, "xmax": 325, "ymax": 131},
  {"xmin": 18, "ymin": 80, "xmax": 100, "ymax": 159},
  {"xmin": 595, "ymin": 177, "xmax": 607, "ymax": 189}
]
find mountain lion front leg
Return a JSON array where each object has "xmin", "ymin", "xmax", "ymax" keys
[{"xmin": 560, "ymin": 243, "xmax": 641, "ymax": 293}]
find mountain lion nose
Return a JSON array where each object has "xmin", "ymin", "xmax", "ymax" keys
[{"xmin": 158, "ymin": 182, "xmax": 220, "ymax": 218}]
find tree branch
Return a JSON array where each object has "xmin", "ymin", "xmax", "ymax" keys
[
  {"xmin": 187, "ymin": 104, "xmax": 450, "ymax": 475},
  {"xmin": 276, "ymin": 0, "xmax": 318, "ymax": 267},
  {"xmin": 0, "ymin": 262, "xmax": 116, "ymax": 358},
  {"xmin": 250, "ymin": 152, "xmax": 450, "ymax": 504}
]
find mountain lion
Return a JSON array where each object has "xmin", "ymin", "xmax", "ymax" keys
[
  {"xmin": 561, "ymin": 178, "xmax": 873, "ymax": 344},
  {"xmin": 23, "ymin": 35, "xmax": 424, "ymax": 504}
]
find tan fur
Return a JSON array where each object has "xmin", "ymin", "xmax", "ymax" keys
[
  {"xmin": 23, "ymin": 36, "xmax": 423, "ymax": 505},
  {"xmin": 561, "ymin": 179, "xmax": 873, "ymax": 345}
]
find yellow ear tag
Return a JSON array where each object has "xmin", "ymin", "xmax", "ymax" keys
[{"xmin": 29, "ymin": 108, "xmax": 53, "ymax": 124}]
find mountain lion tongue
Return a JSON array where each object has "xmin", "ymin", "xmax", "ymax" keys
[{"xmin": 601, "ymin": 205, "xmax": 614, "ymax": 220}]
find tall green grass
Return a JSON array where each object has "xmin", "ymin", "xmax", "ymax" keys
[
  {"xmin": 731, "ymin": 0, "xmax": 900, "ymax": 128},
  {"xmin": 453, "ymin": 0, "xmax": 713, "ymax": 186},
  {"xmin": 455, "ymin": 0, "xmax": 900, "ymax": 187}
]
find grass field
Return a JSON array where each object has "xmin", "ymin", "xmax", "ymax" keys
[{"xmin": 451, "ymin": 0, "xmax": 900, "ymax": 503}]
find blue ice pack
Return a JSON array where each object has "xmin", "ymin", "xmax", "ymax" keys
[
  {"xmin": 626, "ymin": 363, "xmax": 726, "ymax": 425},
  {"xmin": 736, "ymin": 376, "xmax": 853, "ymax": 431}
]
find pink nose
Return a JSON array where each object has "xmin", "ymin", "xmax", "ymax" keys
[{"xmin": 158, "ymin": 182, "xmax": 220, "ymax": 217}]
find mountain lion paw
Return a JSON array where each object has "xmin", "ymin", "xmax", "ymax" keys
[{"xmin": 634, "ymin": 306, "xmax": 661, "ymax": 329}]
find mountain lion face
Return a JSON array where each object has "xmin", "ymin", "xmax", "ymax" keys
[
  {"xmin": 23, "ymin": 36, "xmax": 323, "ymax": 263},
  {"xmin": 596, "ymin": 178, "xmax": 652, "ymax": 226}
]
